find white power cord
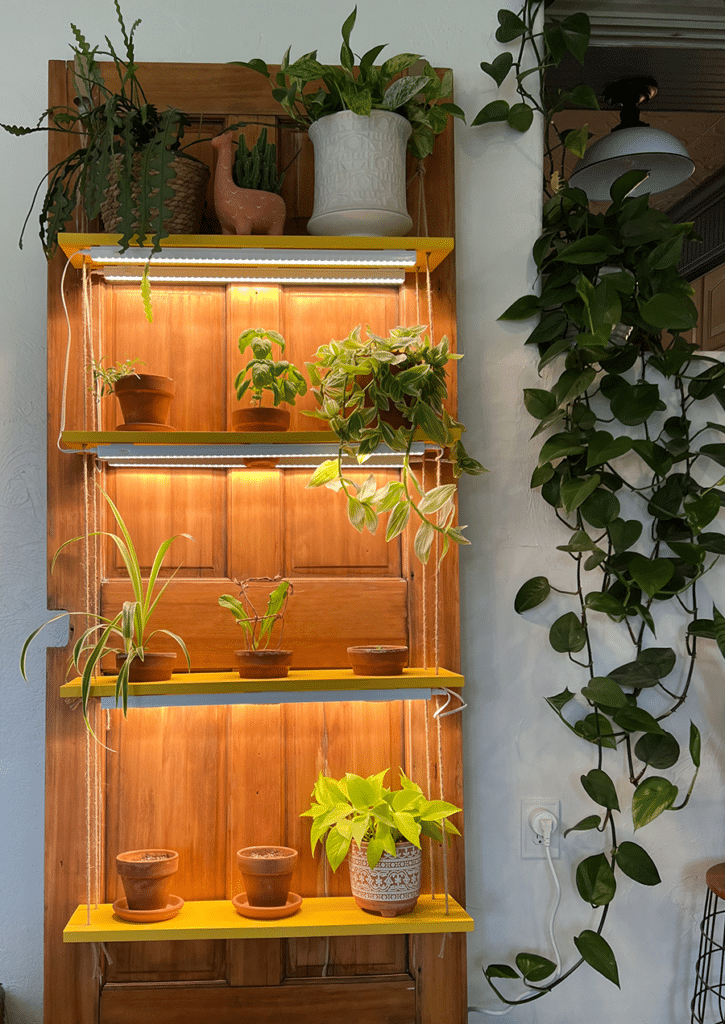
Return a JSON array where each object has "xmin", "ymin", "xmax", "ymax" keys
[{"xmin": 469, "ymin": 810, "xmax": 562, "ymax": 1017}]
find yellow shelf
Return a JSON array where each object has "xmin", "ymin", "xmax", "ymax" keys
[
  {"xmin": 62, "ymin": 430, "xmax": 337, "ymax": 450},
  {"xmin": 59, "ymin": 233, "xmax": 454, "ymax": 274},
  {"xmin": 60, "ymin": 667, "xmax": 464, "ymax": 707},
  {"xmin": 64, "ymin": 894, "xmax": 473, "ymax": 943}
]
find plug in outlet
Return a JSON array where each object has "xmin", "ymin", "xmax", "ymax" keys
[{"xmin": 521, "ymin": 799, "xmax": 560, "ymax": 859}]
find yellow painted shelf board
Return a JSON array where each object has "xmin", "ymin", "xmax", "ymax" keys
[
  {"xmin": 59, "ymin": 233, "xmax": 454, "ymax": 272},
  {"xmin": 62, "ymin": 430, "xmax": 339, "ymax": 450},
  {"xmin": 60, "ymin": 667, "xmax": 464, "ymax": 699},
  {"xmin": 64, "ymin": 895, "xmax": 473, "ymax": 943}
]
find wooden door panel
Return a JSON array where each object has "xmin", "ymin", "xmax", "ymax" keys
[
  {"xmin": 107, "ymin": 470, "xmax": 227, "ymax": 577},
  {"xmin": 104, "ymin": 285, "xmax": 227, "ymax": 432},
  {"xmin": 228, "ymin": 469, "xmax": 284, "ymax": 578},
  {"xmin": 703, "ymin": 264, "xmax": 725, "ymax": 349}
]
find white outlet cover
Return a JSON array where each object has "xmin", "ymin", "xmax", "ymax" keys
[{"xmin": 521, "ymin": 798, "xmax": 561, "ymax": 859}]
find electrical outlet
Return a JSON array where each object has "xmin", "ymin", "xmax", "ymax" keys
[{"xmin": 521, "ymin": 799, "xmax": 560, "ymax": 859}]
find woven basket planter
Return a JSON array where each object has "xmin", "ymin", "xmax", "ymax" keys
[{"xmin": 100, "ymin": 153, "xmax": 210, "ymax": 235}]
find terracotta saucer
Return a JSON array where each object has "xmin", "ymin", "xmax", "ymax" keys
[
  {"xmin": 232, "ymin": 892, "xmax": 303, "ymax": 920},
  {"xmin": 116, "ymin": 422, "xmax": 176, "ymax": 432},
  {"xmin": 112, "ymin": 894, "xmax": 184, "ymax": 923}
]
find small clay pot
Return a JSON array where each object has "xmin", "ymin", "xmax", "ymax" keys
[
  {"xmin": 347, "ymin": 646, "xmax": 408, "ymax": 676},
  {"xmin": 116, "ymin": 849, "xmax": 179, "ymax": 911},
  {"xmin": 237, "ymin": 846, "xmax": 298, "ymax": 907},
  {"xmin": 116, "ymin": 652, "xmax": 177, "ymax": 682},
  {"xmin": 235, "ymin": 649, "xmax": 292, "ymax": 679},
  {"xmin": 233, "ymin": 407, "xmax": 291, "ymax": 432},
  {"xmin": 114, "ymin": 373, "xmax": 176, "ymax": 430},
  {"xmin": 348, "ymin": 840, "xmax": 422, "ymax": 917}
]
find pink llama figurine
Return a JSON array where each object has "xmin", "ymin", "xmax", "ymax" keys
[{"xmin": 211, "ymin": 134, "xmax": 286, "ymax": 236}]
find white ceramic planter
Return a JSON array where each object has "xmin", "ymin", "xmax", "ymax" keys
[
  {"xmin": 307, "ymin": 110, "xmax": 413, "ymax": 237},
  {"xmin": 348, "ymin": 840, "xmax": 422, "ymax": 917}
]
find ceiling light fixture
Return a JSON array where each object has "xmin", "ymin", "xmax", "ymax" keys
[{"xmin": 569, "ymin": 76, "xmax": 695, "ymax": 202}]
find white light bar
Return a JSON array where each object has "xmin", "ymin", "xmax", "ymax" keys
[
  {"xmin": 103, "ymin": 265, "xmax": 406, "ymax": 286},
  {"xmin": 101, "ymin": 687, "xmax": 445, "ymax": 709},
  {"xmin": 96, "ymin": 442, "xmax": 426, "ymax": 469}
]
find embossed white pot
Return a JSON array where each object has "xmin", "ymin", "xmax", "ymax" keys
[
  {"xmin": 307, "ymin": 110, "xmax": 413, "ymax": 237},
  {"xmin": 348, "ymin": 840, "xmax": 422, "ymax": 917}
]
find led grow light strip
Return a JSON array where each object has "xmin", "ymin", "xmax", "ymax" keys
[
  {"xmin": 103, "ymin": 266, "xmax": 406, "ymax": 285},
  {"xmin": 100, "ymin": 687, "xmax": 446, "ymax": 709},
  {"xmin": 83, "ymin": 246, "xmax": 418, "ymax": 267},
  {"xmin": 96, "ymin": 442, "xmax": 426, "ymax": 469}
]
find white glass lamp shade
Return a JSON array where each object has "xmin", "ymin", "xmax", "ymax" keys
[{"xmin": 569, "ymin": 126, "xmax": 694, "ymax": 202}]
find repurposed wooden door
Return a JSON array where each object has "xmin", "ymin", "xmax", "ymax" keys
[{"xmin": 45, "ymin": 62, "xmax": 466, "ymax": 1023}]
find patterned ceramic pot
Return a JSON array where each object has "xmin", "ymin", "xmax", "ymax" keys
[
  {"xmin": 348, "ymin": 840, "xmax": 422, "ymax": 917},
  {"xmin": 307, "ymin": 111, "xmax": 413, "ymax": 237}
]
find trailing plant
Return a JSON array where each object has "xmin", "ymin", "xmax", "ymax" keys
[
  {"xmin": 21, "ymin": 487, "xmax": 191, "ymax": 728},
  {"xmin": 235, "ymin": 329, "xmax": 307, "ymax": 408},
  {"xmin": 218, "ymin": 577, "xmax": 291, "ymax": 651},
  {"xmin": 473, "ymin": 1, "xmax": 598, "ymax": 194},
  {"xmin": 305, "ymin": 324, "xmax": 485, "ymax": 565},
  {"xmin": 301, "ymin": 768, "xmax": 461, "ymax": 870},
  {"xmin": 232, "ymin": 128, "xmax": 285, "ymax": 194},
  {"xmin": 482, "ymin": 170, "xmax": 713, "ymax": 1004},
  {"xmin": 235, "ymin": 6, "xmax": 465, "ymax": 160},
  {"xmin": 1, "ymin": 0, "xmax": 217, "ymax": 257},
  {"xmin": 88, "ymin": 355, "xmax": 144, "ymax": 398}
]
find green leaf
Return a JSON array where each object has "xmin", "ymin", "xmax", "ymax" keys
[
  {"xmin": 612, "ymin": 706, "xmax": 664, "ymax": 735},
  {"xmin": 495, "ymin": 8, "xmax": 527, "ymax": 41},
  {"xmin": 507, "ymin": 103, "xmax": 534, "ymax": 132},
  {"xmin": 524, "ymin": 388, "xmax": 557, "ymax": 421},
  {"xmin": 634, "ymin": 732, "xmax": 680, "ymax": 770},
  {"xmin": 632, "ymin": 777, "xmax": 678, "ymax": 830},
  {"xmin": 697, "ymin": 532, "xmax": 725, "ymax": 554},
  {"xmin": 514, "ymin": 576, "xmax": 550, "ymax": 613},
  {"xmin": 545, "ymin": 688, "xmax": 575, "ymax": 715},
  {"xmin": 308, "ymin": 459, "xmax": 341, "ymax": 488},
  {"xmin": 631, "ymin": 440, "xmax": 672, "ymax": 476},
  {"xmin": 574, "ymin": 713, "xmax": 617, "ymax": 750},
  {"xmin": 413, "ymin": 521, "xmax": 435, "ymax": 564},
  {"xmin": 558, "ymin": 529, "xmax": 596, "ymax": 553},
  {"xmin": 690, "ymin": 722, "xmax": 701, "ymax": 768},
  {"xmin": 615, "ymin": 841, "xmax": 661, "ymax": 886},
  {"xmin": 684, "ymin": 491, "xmax": 720, "ymax": 533},
  {"xmin": 549, "ymin": 612, "xmax": 586, "ymax": 653},
  {"xmin": 515, "ymin": 952, "xmax": 556, "ymax": 982},
  {"xmin": 471, "ymin": 99, "xmax": 510, "ymax": 126},
  {"xmin": 584, "ymin": 593, "xmax": 626, "ymax": 619},
  {"xmin": 586, "ymin": 431, "xmax": 632, "ymax": 469},
  {"xmin": 581, "ymin": 676, "xmax": 627, "ymax": 709},
  {"xmin": 560, "ymin": 12, "xmax": 591, "ymax": 64},
  {"xmin": 574, "ymin": 930, "xmax": 620, "ymax": 987},
  {"xmin": 581, "ymin": 768, "xmax": 620, "ymax": 810},
  {"xmin": 480, "ymin": 52, "xmax": 514, "ymax": 87},
  {"xmin": 714, "ymin": 605, "xmax": 725, "ymax": 659},
  {"xmin": 609, "ymin": 648, "xmax": 676, "ymax": 688},
  {"xmin": 610, "ymin": 169, "xmax": 649, "ymax": 205},
  {"xmin": 608, "ymin": 518, "xmax": 642, "ymax": 554},
  {"xmin": 538, "ymin": 431, "xmax": 585, "ymax": 466},
  {"xmin": 561, "ymin": 474, "xmax": 601, "ymax": 513},
  {"xmin": 576, "ymin": 853, "xmax": 616, "ymax": 906},
  {"xmin": 610, "ymin": 382, "xmax": 661, "ymax": 427},
  {"xmin": 385, "ymin": 501, "xmax": 410, "ymax": 542},
  {"xmin": 638, "ymin": 293, "xmax": 698, "ymax": 331},
  {"xmin": 558, "ymin": 234, "xmax": 621, "ymax": 264},
  {"xmin": 485, "ymin": 964, "xmax": 519, "ymax": 980},
  {"xmin": 629, "ymin": 554, "xmax": 674, "ymax": 599},
  {"xmin": 580, "ymin": 490, "xmax": 620, "ymax": 529},
  {"xmin": 499, "ymin": 293, "xmax": 540, "ymax": 321},
  {"xmin": 562, "ymin": 124, "xmax": 589, "ymax": 159},
  {"xmin": 564, "ymin": 814, "xmax": 601, "ymax": 837}
]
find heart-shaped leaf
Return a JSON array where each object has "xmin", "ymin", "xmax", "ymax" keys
[
  {"xmin": 576, "ymin": 853, "xmax": 616, "ymax": 906},
  {"xmin": 615, "ymin": 841, "xmax": 661, "ymax": 886},
  {"xmin": 629, "ymin": 554, "xmax": 674, "ymax": 598},
  {"xmin": 634, "ymin": 732, "xmax": 680, "ymax": 769},
  {"xmin": 550, "ymin": 612, "xmax": 586, "ymax": 653},
  {"xmin": 608, "ymin": 518, "xmax": 642, "ymax": 554},
  {"xmin": 581, "ymin": 768, "xmax": 620, "ymax": 810},
  {"xmin": 480, "ymin": 51, "xmax": 514, "ymax": 87},
  {"xmin": 586, "ymin": 431, "xmax": 632, "ymax": 469},
  {"xmin": 574, "ymin": 930, "xmax": 620, "ymax": 987},
  {"xmin": 514, "ymin": 576, "xmax": 550, "ymax": 613},
  {"xmin": 581, "ymin": 676, "xmax": 628, "ymax": 708},
  {"xmin": 632, "ymin": 777, "xmax": 678, "ymax": 830}
]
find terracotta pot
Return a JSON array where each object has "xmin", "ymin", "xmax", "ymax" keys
[
  {"xmin": 348, "ymin": 840, "xmax": 422, "ymax": 917},
  {"xmin": 114, "ymin": 374, "xmax": 176, "ymax": 430},
  {"xmin": 235, "ymin": 649, "xmax": 293, "ymax": 679},
  {"xmin": 116, "ymin": 849, "xmax": 179, "ymax": 911},
  {"xmin": 237, "ymin": 846, "xmax": 298, "ymax": 907},
  {"xmin": 116, "ymin": 652, "xmax": 177, "ymax": 682},
  {"xmin": 347, "ymin": 646, "xmax": 408, "ymax": 676},
  {"xmin": 232, "ymin": 407, "xmax": 291, "ymax": 432}
]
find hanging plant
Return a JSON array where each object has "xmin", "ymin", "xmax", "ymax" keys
[{"xmin": 481, "ymin": 171, "xmax": 715, "ymax": 1005}]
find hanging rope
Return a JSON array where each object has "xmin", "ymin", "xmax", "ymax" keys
[{"xmin": 407, "ymin": 160, "xmax": 429, "ymax": 237}]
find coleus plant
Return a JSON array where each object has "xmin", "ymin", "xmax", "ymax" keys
[{"xmin": 483, "ymin": 171, "xmax": 716, "ymax": 1003}]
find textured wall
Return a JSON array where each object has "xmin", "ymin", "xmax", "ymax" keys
[{"xmin": 0, "ymin": 2, "xmax": 716, "ymax": 1023}]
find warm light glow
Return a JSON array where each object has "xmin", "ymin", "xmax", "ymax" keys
[
  {"xmin": 101, "ymin": 688, "xmax": 446, "ymax": 709},
  {"xmin": 97, "ymin": 442, "xmax": 426, "ymax": 469}
]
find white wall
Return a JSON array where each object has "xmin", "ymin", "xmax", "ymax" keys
[{"xmin": 0, "ymin": 2, "xmax": 716, "ymax": 1022}]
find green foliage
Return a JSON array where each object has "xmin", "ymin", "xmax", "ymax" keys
[
  {"xmin": 484, "ymin": 173, "xmax": 715, "ymax": 1005},
  {"xmin": 234, "ymin": 328, "xmax": 307, "ymax": 408},
  {"xmin": 1, "ymin": 1, "xmax": 215, "ymax": 257},
  {"xmin": 88, "ymin": 355, "xmax": 144, "ymax": 398},
  {"xmin": 232, "ymin": 129, "xmax": 285, "ymax": 194},
  {"xmin": 305, "ymin": 324, "xmax": 485, "ymax": 565},
  {"xmin": 234, "ymin": 7, "xmax": 465, "ymax": 160},
  {"xmin": 473, "ymin": 1, "xmax": 599, "ymax": 194},
  {"xmin": 218, "ymin": 577, "xmax": 291, "ymax": 651},
  {"xmin": 300, "ymin": 768, "xmax": 461, "ymax": 871},
  {"xmin": 20, "ymin": 487, "xmax": 191, "ymax": 729}
]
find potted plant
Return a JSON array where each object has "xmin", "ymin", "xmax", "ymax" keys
[
  {"xmin": 305, "ymin": 324, "xmax": 485, "ymax": 564},
  {"xmin": 2, "ymin": 2, "xmax": 212, "ymax": 258},
  {"xmin": 21, "ymin": 487, "xmax": 191, "ymax": 728},
  {"xmin": 236, "ymin": 7, "xmax": 465, "ymax": 235},
  {"xmin": 233, "ymin": 846, "xmax": 301, "ymax": 919},
  {"xmin": 301, "ymin": 769, "xmax": 461, "ymax": 917},
  {"xmin": 347, "ymin": 644, "xmax": 408, "ymax": 676},
  {"xmin": 90, "ymin": 357, "xmax": 176, "ymax": 431},
  {"xmin": 218, "ymin": 577, "xmax": 293, "ymax": 678},
  {"xmin": 210, "ymin": 128, "xmax": 286, "ymax": 236},
  {"xmin": 232, "ymin": 328, "xmax": 307, "ymax": 431},
  {"xmin": 115, "ymin": 849, "xmax": 181, "ymax": 922}
]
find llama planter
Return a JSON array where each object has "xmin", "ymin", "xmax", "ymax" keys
[{"xmin": 211, "ymin": 134, "xmax": 286, "ymax": 235}]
